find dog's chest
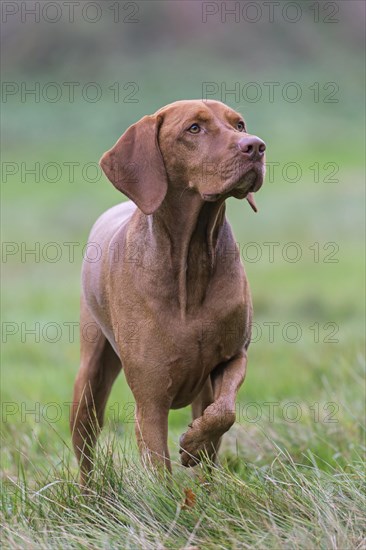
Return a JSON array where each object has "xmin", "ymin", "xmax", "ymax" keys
[
  {"xmin": 114, "ymin": 286, "xmax": 250, "ymax": 401},
  {"xmin": 161, "ymin": 300, "xmax": 249, "ymax": 407},
  {"xmin": 105, "ymin": 228, "xmax": 252, "ymax": 404}
]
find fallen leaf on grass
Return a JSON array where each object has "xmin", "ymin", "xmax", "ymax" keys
[{"xmin": 182, "ymin": 487, "xmax": 196, "ymax": 509}]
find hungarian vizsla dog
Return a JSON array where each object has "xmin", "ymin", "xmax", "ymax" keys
[{"xmin": 71, "ymin": 99, "xmax": 266, "ymax": 485}]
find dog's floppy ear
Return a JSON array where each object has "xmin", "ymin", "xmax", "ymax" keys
[{"xmin": 99, "ymin": 115, "xmax": 167, "ymax": 215}]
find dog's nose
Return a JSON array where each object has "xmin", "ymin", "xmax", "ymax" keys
[{"xmin": 238, "ymin": 136, "xmax": 266, "ymax": 160}]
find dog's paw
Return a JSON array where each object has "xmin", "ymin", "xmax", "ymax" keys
[
  {"xmin": 179, "ymin": 419, "xmax": 219, "ymax": 467},
  {"xmin": 179, "ymin": 403, "xmax": 236, "ymax": 467}
]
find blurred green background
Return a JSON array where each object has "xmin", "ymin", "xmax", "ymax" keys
[{"xmin": 1, "ymin": 1, "xmax": 365, "ymax": 470}]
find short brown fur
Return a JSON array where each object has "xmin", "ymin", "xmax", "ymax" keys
[{"xmin": 70, "ymin": 100, "xmax": 266, "ymax": 484}]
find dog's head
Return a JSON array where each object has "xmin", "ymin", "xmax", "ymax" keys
[{"xmin": 100, "ymin": 100, "xmax": 266, "ymax": 214}]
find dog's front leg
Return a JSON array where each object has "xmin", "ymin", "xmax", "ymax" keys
[
  {"xmin": 179, "ymin": 351, "xmax": 247, "ymax": 467},
  {"xmin": 135, "ymin": 401, "xmax": 172, "ymax": 474}
]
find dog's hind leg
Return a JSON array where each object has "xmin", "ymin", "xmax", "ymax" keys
[
  {"xmin": 191, "ymin": 377, "xmax": 214, "ymax": 421},
  {"xmin": 70, "ymin": 295, "xmax": 122, "ymax": 486}
]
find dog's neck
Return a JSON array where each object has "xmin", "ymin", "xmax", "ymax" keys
[{"xmin": 150, "ymin": 188, "xmax": 227, "ymax": 318}]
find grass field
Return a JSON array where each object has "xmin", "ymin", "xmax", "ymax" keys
[
  {"xmin": 1, "ymin": 12, "xmax": 365, "ymax": 547},
  {"xmin": 1, "ymin": 148, "xmax": 365, "ymax": 546}
]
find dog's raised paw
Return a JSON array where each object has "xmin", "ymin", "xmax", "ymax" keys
[{"xmin": 179, "ymin": 420, "xmax": 219, "ymax": 467}]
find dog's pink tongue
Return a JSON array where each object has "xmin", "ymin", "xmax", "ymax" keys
[{"xmin": 247, "ymin": 193, "xmax": 258, "ymax": 213}]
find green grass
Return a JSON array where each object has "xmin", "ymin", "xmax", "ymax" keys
[
  {"xmin": 1, "ymin": 162, "xmax": 365, "ymax": 546},
  {"xmin": 1, "ymin": 367, "xmax": 365, "ymax": 549}
]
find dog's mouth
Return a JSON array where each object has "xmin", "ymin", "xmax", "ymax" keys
[{"xmin": 201, "ymin": 168, "xmax": 264, "ymax": 213}]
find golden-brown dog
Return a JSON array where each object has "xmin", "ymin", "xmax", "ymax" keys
[{"xmin": 70, "ymin": 100, "xmax": 266, "ymax": 485}]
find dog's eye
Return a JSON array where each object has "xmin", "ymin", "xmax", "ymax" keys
[
  {"xmin": 188, "ymin": 124, "xmax": 201, "ymax": 134},
  {"xmin": 236, "ymin": 121, "xmax": 245, "ymax": 132}
]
